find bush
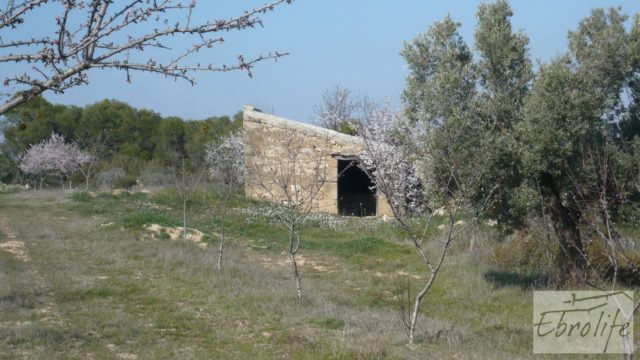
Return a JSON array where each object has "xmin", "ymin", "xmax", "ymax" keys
[
  {"xmin": 71, "ymin": 191, "xmax": 92, "ymax": 202},
  {"xmin": 612, "ymin": 202, "xmax": 640, "ymax": 226},
  {"xmin": 488, "ymin": 225, "xmax": 557, "ymax": 274},
  {"xmin": 121, "ymin": 206, "xmax": 178, "ymax": 229},
  {"xmin": 113, "ymin": 175, "xmax": 138, "ymax": 189},
  {"xmin": 96, "ymin": 167, "xmax": 125, "ymax": 189},
  {"xmin": 139, "ymin": 161, "xmax": 172, "ymax": 186},
  {"xmin": 585, "ymin": 240, "xmax": 640, "ymax": 286}
]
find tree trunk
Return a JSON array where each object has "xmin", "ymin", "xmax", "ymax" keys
[
  {"xmin": 539, "ymin": 172, "xmax": 586, "ymax": 279},
  {"xmin": 289, "ymin": 251, "xmax": 302, "ymax": 301},
  {"xmin": 408, "ymin": 272, "xmax": 436, "ymax": 344},
  {"xmin": 217, "ymin": 208, "xmax": 225, "ymax": 270},
  {"xmin": 183, "ymin": 198, "xmax": 187, "ymax": 242},
  {"xmin": 407, "ymin": 239, "xmax": 449, "ymax": 344},
  {"xmin": 289, "ymin": 226, "xmax": 302, "ymax": 301}
]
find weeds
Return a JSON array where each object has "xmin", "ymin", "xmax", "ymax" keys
[
  {"xmin": 310, "ymin": 317, "xmax": 345, "ymax": 330},
  {"xmin": 70, "ymin": 191, "xmax": 91, "ymax": 202},
  {"xmin": 121, "ymin": 204, "xmax": 178, "ymax": 229},
  {"xmin": 1, "ymin": 189, "xmax": 637, "ymax": 359}
]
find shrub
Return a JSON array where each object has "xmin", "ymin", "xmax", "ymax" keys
[
  {"xmin": 71, "ymin": 191, "xmax": 92, "ymax": 202},
  {"xmin": 488, "ymin": 225, "xmax": 557, "ymax": 274},
  {"xmin": 96, "ymin": 167, "xmax": 125, "ymax": 189},
  {"xmin": 113, "ymin": 175, "xmax": 138, "ymax": 189},
  {"xmin": 585, "ymin": 240, "xmax": 640, "ymax": 286},
  {"xmin": 612, "ymin": 202, "xmax": 640, "ymax": 226},
  {"xmin": 121, "ymin": 206, "xmax": 178, "ymax": 229},
  {"xmin": 139, "ymin": 161, "xmax": 172, "ymax": 186}
]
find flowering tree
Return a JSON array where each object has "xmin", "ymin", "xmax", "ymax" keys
[
  {"xmin": 19, "ymin": 133, "xmax": 91, "ymax": 189},
  {"xmin": 0, "ymin": 0, "xmax": 292, "ymax": 115},
  {"xmin": 206, "ymin": 130, "xmax": 244, "ymax": 269},
  {"xmin": 357, "ymin": 103, "xmax": 425, "ymax": 215},
  {"xmin": 207, "ymin": 131, "xmax": 244, "ymax": 189},
  {"xmin": 313, "ymin": 85, "xmax": 357, "ymax": 134},
  {"xmin": 357, "ymin": 102, "xmax": 496, "ymax": 344}
]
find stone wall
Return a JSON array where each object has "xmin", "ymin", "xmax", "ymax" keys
[{"xmin": 243, "ymin": 105, "xmax": 392, "ymax": 217}]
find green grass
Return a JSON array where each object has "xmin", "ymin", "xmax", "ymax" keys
[
  {"xmin": 0, "ymin": 188, "xmax": 637, "ymax": 359},
  {"xmin": 70, "ymin": 191, "xmax": 91, "ymax": 202},
  {"xmin": 306, "ymin": 233, "xmax": 396, "ymax": 254},
  {"xmin": 310, "ymin": 317, "xmax": 345, "ymax": 330},
  {"xmin": 121, "ymin": 207, "xmax": 179, "ymax": 229}
]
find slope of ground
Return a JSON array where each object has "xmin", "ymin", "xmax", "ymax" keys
[{"xmin": 0, "ymin": 189, "xmax": 636, "ymax": 359}]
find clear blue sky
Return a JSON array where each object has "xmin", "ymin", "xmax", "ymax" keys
[{"xmin": 30, "ymin": 1, "xmax": 640, "ymax": 122}]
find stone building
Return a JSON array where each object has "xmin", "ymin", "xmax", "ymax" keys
[{"xmin": 243, "ymin": 105, "xmax": 392, "ymax": 217}]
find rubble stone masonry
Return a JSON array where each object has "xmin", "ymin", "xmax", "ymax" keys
[{"xmin": 243, "ymin": 105, "xmax": 392, "ymax": 216}]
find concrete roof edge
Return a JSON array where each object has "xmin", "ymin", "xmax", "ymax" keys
[{"xmin": 242, "ymin": 104, "xmax": 362, "ymax": 145}]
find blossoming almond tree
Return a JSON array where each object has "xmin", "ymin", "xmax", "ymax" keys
[
  {"xmin": 356, "ymin": 102, "xmax": 496, "ymax": 344},
  {"xmin": 313, "ymin": 85, "xmax": 357, "ymax": 133},
  {"xmin": 19, "ymin": 133, "xmax": 91, "ymax": 189}
]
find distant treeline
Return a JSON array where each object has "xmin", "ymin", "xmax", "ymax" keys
[{"xmin": 0, "ymin": 96, "xmax": 241, "ymax": 185}]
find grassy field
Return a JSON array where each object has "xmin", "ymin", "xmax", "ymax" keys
[{"xmin": 0, "ymin": 188, "xmax": 637, "ymax": 359}]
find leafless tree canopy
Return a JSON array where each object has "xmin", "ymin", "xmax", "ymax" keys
[
  {"xmin": 246, "ymin": 126, "xmax": 331, "ymax": 300},
  {"xmin": 170, "ymin": 156, "xmax": 205, "ymax": 243},
  {"xmin": 0, "ymin": 0, "xmax": 292, "ymax": 115}
]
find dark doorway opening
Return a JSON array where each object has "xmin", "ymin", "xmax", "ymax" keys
[{"xmin": 338, "ymin": 159, "xmax": 376, "ymax": 216}]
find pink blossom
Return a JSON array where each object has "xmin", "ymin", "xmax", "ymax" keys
[{"xmin": 19, "ymin": 133, "xmax": 92, "ymax": 178}]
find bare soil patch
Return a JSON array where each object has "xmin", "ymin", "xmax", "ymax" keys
[{"xmin": 142, "ymin": 223, "xmax": 207, "ymax": 248}]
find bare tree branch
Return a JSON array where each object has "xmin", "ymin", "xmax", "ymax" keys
[
  {"xmin": 0, "ymin": 0, "xmax": 293, "ymax": 115},
  {"xmin": 246, "ymin": 124, "xmax": 331, "ymax": 301}
]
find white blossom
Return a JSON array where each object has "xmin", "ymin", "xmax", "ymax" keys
[
  {"xmin": 19, "ymin": 133, "xmax": 92, "ymax": 179},
  {"xmin": 205, "ymin": 130, "xmax": 244, "ymax": 187},
  {"xmin": 356, "ymin": 102, "xmax": 426, "ymax": 216},
  {"xmin": 313, "ymin": 86, "xmax": 356, "ymax": 131}
]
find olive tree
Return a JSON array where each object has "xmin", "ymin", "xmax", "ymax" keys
[
  {"xmin": 402, "ymin": 1, "xmax": 640, "ymax": 282},
  {"xmin": 517, "ymin": 8, "xmax": 640, "ymax": 279}
]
